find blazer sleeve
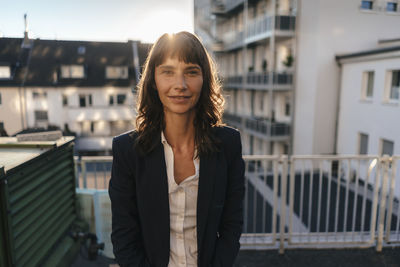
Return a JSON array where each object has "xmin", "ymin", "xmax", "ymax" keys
[
  {"xmin": 108, "ymin": 137, "xmax": 150, "ymax": 267},
  {"xmin": 211, "ymin": 130, "xmax": 245, "ymax": 267}
]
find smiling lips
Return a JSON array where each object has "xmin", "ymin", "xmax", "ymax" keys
[{"xmin": 168, "ymin": 95, "xmax": 191, "ymax": 103}]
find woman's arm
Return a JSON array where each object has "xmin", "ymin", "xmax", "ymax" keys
[
  {"xmin": 108, "ymin": 136, "xmax": 150, "ymax": 267},
  {"xmin": 211, "ymin": 130, "xmax": 245, "ymax": 267}
]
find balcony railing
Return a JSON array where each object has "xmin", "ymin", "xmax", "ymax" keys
[
  {"xmin": 223, "ymin": 113, "xmax": 291, "ymax": 137},
  {"xmin": 224, "ymin": 72, "xmax": 293, "ymax": 89},
  {"xmin": 247, "ymin": 15, "xmax": 295, "ymax": 36},
  {"xmin": 211, "ymin": 0, "xmax": 245, "ymax": 14},
  {"xmin": 74, "ymin": 155, "xmax": 400, "ymax": 253}
]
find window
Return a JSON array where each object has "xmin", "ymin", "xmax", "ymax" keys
[
  {"xmin": 79, "ymin": 94, "xmax": 93, "ymax": 107},
  {"xmin": 32, "ymin": 91, "xmax": 47, "ymax": 99},
  {"xmin": 61, "ymin": 65, "xmax": 85, "ymax": 78},
  {"xmin": 384, "ymin": 70, "xmax": 400, "ymax": 101},
  {"xmin": 0, "ymin": 66, "xmax": 11, "ymax": 79},
  {"xmin": 0, "ymin": 122, "xmax": 4, "ymax": 130},
  {"xmin": 381, "ymin": 139, "xmax": 394, "ymax": 156},
  {"xmin": 0, "ymin": 92, "xmax": 2, "ymax": 105},
  {"xmin": 90, "ymin": 121, "xmax": 95, "ymax": 133},
  {"xmin": 106, "ymin": 66, "xmax": 129, "ymax": 79},
  {"xmin": 109, "ymin": 95, "xmax": 114, "ymax": 105},
  {"xmin": 361, "ymin": 0, "xmax": 374, "ymax": 10},
  {"xmin": 77, "ymin": 46, "xmax": 86, "ymax": 55},
  {"xmin": 387, "ymin": 2, "xmax": 398, "ymax": 12},
  {"xmin": 34, "ymin": 110, "xmax": 48, "ymax": 121},
  {"xmin": 361, "ymin": 71, "xmax": 374, "ymax": 99},
  {"xmin": 358, "ymin": 133, "xmax": 369, "ymax": 155},
  {"xmin": 62, "ymin": 94, "xmax": 68, "ymax": 106},
  {"xmin": 117, "ymin": 94, "xmax": 126, "ymax": 105}
]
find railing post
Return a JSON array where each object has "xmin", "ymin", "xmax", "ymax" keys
[
  {"xmin": 74, "ymin": 156, "xmax": 80, "ymax": 188},
  {"xmin": 377, "ymin": 156, "xmax": 390, "ymax": 252},
  {"xmin": 279, "ymin": 155, "xmax": 288, "ymax": 254},
  {"xmin": 81, "ymin": 158, "xmax": 87, "ymax": 189}
]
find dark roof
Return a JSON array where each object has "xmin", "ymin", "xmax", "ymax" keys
[
  {"xmin": 0, "ymin": 37, "xmax": 151, "ymax": 87},
  {"xmin": 336, "ymin": 45, "xmax": 400, "ymax": 62}
]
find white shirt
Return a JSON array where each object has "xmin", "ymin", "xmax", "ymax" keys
[{"xmin": 161, "ymin": 132, "xmax": 199, "ymax": 267}]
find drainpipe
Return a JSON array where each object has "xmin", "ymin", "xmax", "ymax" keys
[{"xmin": 333, "ymin": 58, "xmax": 342, "ymax": 155}]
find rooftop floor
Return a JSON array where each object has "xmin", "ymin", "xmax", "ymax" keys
[{"xmin": 71, "ymin": 247, "xmax": 400, "ymax": 267}]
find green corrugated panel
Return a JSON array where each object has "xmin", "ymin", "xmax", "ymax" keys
[
  {"xmin": 0, "ymin": 167, "xmax": 12, "ymax": 267},
  {"xmin": 0, "ymin": 139, "xmax": 80, "ymax": 267}
]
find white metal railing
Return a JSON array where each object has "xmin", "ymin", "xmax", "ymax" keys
[{"xmin": 74, "ymin": 154, "xmax": 400, "ymax": 253}]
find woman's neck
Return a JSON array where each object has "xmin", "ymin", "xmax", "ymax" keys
[{"xmin": 163, "ymin": 112, "xmax": 195, "ymax": 150}]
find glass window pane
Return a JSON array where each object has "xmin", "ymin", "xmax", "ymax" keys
[
  {"xmin": 117, "ymin": 94, "xmax": 126, "ymax": 105},
  {"xmin": 361, "ymin": 0, "xmax": 373, "ymax": 9},
  {"xmin": 390, "ymin": 70, "xmax": 400, "ymax": 100},
  {"xmin": 381, "ymin": 139, "xmax": 394, "ymax": 156},
  {"xmin": 79, "ymin": 95, "xmax": 86, "ymax": 107},
  {"xmin": 367, "ymin": 72, "xmax": 374, "ymax": 97},
  {"xmin": 359, "ymin": 133, "xmax": 368, "ymax": 154}
]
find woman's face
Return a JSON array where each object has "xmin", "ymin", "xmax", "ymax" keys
[{"xmin": 155, "ymin": 56, "xmax": 203, "ymax": 117}]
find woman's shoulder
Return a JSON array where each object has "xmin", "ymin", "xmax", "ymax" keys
[
  {"xmin": 112, "ymin": 130, "xmax": 138, "ymax": 152},
  {"xmin": 212, "ymin": 125, "xmax": 241, "ymax": 141}
]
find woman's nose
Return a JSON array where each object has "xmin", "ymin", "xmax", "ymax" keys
[{"xmin": 174, "ymin": 74, "xmax": 187, "ymax": 90}]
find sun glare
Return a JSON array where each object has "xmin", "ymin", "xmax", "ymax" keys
[{"xmin": 136, "ymin": 9, "xmax": 193, "ymax": 43}]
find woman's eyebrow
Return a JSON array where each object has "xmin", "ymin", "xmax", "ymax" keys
[{"xmin": 185, "ymin": 65, "xmax": 201, "ymax": 71}]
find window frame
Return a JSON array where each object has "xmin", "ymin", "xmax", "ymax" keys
[
  {"xmin": 383, "ymin": 69, "xmax": 400, "ymax": 103},
  {"xmin": 60, "ymin": 65, "xmax": 86, "ymax": 79},
  {"xmin": 105, "ymin": 66, "xmax": 129, "ymax": 79},
  {"xmin": 0, "ymin": 66, "xmax": 11, "ymax": 80},
  {"xmin": 361, "ymin": 71, "xmax": 374, "ymax": 101},
  {"xmin": 380, "ymin": 138, "xmax": 394, "ymax": 156}
]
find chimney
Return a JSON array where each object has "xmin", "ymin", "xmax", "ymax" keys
[{"xmin": 22, "ymin": 13, "xmax": 32, "ymax": 48}]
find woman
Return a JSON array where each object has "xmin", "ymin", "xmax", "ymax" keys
[{"xmin": 108, "ymin": 31, "xmax": 245, "ymax": 267}]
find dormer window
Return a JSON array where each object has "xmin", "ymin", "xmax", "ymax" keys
[
  {"xmin": 106, "ymin": 66, "xmax": 128, "ymax": 79},
  {"xmin": 78, "ymin": 46, "xmax": 86, "ymax": 55},
  {"xmin": 0, "ymin": 66, "xmax": 11, "ymax": 79},
  {"xmin": 61, "ymin": 65, "xmax": 85, "ymax": 79}
]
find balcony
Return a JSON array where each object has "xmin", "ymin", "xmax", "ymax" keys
[
  {"xmin": 72, "ymin": 155, "xmax": 400, "ymax": 262},
  {"xmin": 219, "ymin": 15, "xmax": 296, "ymax": 52},
  {"xmin": 223, "ymin": 113, "xmax": 291, "ymax": 140},
  {"xmin": 2, "ymin": 136, "xmax": 400, "ymax": 266},
  {"xmin": 221, "ymin": 30, "xmax": 244, "ymax": 51},
  {"xmin": 246, "ymin": 15, "xmax": 296, "ymax": 44},
  {"xmin": 224, "ymin": 72, "xmax": 293, "ymax": 90},
  {"xmin": 211, "ymin": 0, "xmax": 245, "ymax": 15}
]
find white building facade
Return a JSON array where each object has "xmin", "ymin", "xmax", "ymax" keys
[
  {"xmin": 336, "ymin": 42, "xmax": 400, "ymax": 156},
  {"xmin": 0, "ymin": 37, "xmax": 150, "ymax": 155},
  {"xmin": 194, "ymin": 0, "xmax": 400, "ymax": 155}
]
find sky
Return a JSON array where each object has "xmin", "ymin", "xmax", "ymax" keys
[{"xmin": 0, "ymin": 0, "xmax": 194, "ymax": 43}]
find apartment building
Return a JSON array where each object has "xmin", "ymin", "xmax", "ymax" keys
[
  {"xmin": 336, "ymin": 39, "xmax": 400, "ymax": 156},
  {"xmin": 194, "ymin": 0, "xmax": 400, "ymax": 155},
  {"xmin": 0, "ymin": 35, "xmax": 150, "ymax": 155}
]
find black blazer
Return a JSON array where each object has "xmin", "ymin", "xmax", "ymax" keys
[{"xmin": 108, "ymin": 126, "xmax": 245, "ymax": 267}]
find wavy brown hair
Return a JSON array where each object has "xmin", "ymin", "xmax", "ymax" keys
[{"xmin": 132, "ymin": 31, "xmax": 225, "ymax": 156}]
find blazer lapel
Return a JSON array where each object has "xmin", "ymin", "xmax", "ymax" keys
[
  {"xmin": 142, "ymin": 140, "xmax": 170, "ymax": 261},
  {"xmin": 197, "ymin": 152, "xmax": 217, "ymax": 251}
]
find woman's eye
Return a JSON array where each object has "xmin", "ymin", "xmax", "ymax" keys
[
  {"xmin": 163, "ymin": 70, "xmax": 173, "ymax": 75},
  {"xmin": 187, "ymin": 71, "xmax": 200, "ymax": 76}
]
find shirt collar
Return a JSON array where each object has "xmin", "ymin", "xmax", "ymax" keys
[{"xmin": 161, "ymin": 131, "xmax": 168, "ymax": 145}]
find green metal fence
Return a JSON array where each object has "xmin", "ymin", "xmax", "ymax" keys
[{"xmin": 0, "ymin": 138, "xmax": 81, "ymax": 267}]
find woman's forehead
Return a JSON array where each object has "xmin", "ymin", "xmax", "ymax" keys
[{"xmin": 157, "ymin": 54, "xmax": 200, "ymax": 67}]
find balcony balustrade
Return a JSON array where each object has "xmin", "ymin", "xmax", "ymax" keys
[
  {"xmin": 223, "ymin": 113, "xmax": 291, "ymax": 137},
  {"xmin": 224, "ymin": 72, "xmax": 293, "ymax": 90},
  {"xmin": 74, "ymin": 155, "xmax": 400, "ymax": 253}
]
